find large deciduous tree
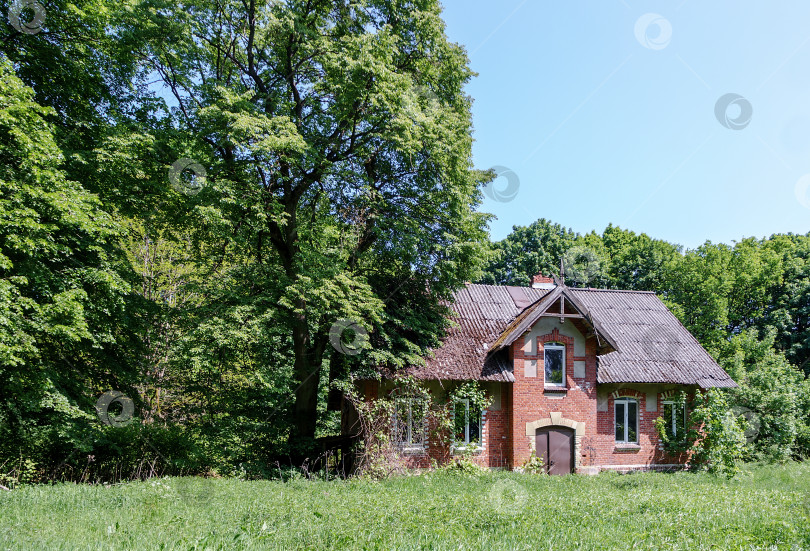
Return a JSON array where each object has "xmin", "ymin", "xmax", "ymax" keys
[
  {"xmin": 0, "ymin": 59, "xmax": 135, "ymax": 466},
  {"xmin": 122, "ymin": 0, "xmax": 490, "ymax": 446}
]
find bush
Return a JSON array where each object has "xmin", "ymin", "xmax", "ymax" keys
[{"xmin": 656, "ymin": 389, "xmax": 746, "ymax": 478}]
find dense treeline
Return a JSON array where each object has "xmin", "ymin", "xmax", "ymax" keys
[
  {"xmin": 0, "ymin": 1, "xmax": 807, "ymax": 485},
  {"xmin": 1, "ymin": 0, "xmax": 489, "ymax": 483},
  {"xmin": 480, "ymin": 218, "xmax": 810, "ymax": 460}
]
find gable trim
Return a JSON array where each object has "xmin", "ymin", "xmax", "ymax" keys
[{"xmin": 489, "ymin": 285, "xmax": 620, "ymax": 354}]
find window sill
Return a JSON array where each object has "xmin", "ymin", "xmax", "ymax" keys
[
  {"xmin": 544, "ymin": 386, "xmax": 568, "ymax": 393},
  {"xmin": 397, "ymin": 446, "xmax": 426, "ymax": 455},
  {"xmin": 614, "ymin": 444, "xmax": 641, "ymax": 452},
  {"xmin": 452, "ymin": 446, "xmax": 484, "ymax": 455}
]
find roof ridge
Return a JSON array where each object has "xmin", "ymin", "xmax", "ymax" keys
[
  {"xmin": 463, "ymin": 283, "xmax": 657, "ymax": 295},
  {"xmin": 569, "ymin": 288, "xmax": 657, "ymax": 295}
]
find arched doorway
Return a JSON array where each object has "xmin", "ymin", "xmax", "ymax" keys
[{"xmin": 535, "ymin": 427, "xmax": 574, "ymax": 475}]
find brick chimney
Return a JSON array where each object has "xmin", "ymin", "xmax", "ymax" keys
[{"xmin": 531, "ymin": 273, "xmax": 556, "ymax": 290}]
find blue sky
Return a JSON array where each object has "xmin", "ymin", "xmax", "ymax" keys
[{"xmin": 439, "ymin": 0, "xmax": 810, "ymax": 249}]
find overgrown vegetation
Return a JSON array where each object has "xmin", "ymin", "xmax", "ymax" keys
[
  {"xmin": 340, "ymin": 377, "xmax": 491, "ymax": 478},
  {"xmin": 2, "ymin": 463, "xmax": 809, "ymax": 550}
]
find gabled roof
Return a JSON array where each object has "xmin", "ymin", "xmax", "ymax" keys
[
  {"xmin": 395, "ymin": 283, "xmax": 736, "ymax": 388},
  {"xmin": 568, "ymin": 288, "xmax": 736, "ymax": 388},
  {"xmin": 489, "ymin": 285, "xmax": 620, "ymax": 354}
]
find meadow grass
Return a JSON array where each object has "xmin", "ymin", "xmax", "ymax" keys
[{"xmin": 1, "ymin": 462, "xmax": 809, "ymax": 550}]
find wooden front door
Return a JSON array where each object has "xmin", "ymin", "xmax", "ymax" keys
[{"xmin": 535, "ymin": 427, "xmax": 574, "ymax": 475}]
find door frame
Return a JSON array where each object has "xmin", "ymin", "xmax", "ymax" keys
[
  {"xmin": 525, "ymin": 413, "xmax": 585, "ymax": 471},
  {"xmin": 535, "ymin": 426, "xmax": 575, "ymax": 475}
]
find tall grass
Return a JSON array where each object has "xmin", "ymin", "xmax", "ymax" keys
[{"xmin": 1, "ymin": 463, "xmax": 809, "ymax": 550}]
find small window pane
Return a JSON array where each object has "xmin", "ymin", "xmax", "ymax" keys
[
  {"xmin": 615, "ymin": 402, "xmax": 625, "ymax": 441},
  {"xmin": 469, "ymin": 404, "xmax": 481, "ymax": 444},
  {"xmin": 453, "ymin": 401, "xmax": 466, "ymax": 443},
  {"xmin": 394, "ymin": 398, "xmax": 425, "ymax": 448},
  {"xmin": 545, "ymin": 347, "xmax": 564, "ymax": 385},
  {"xmin": 628, "ymin": 401, "xmax": 637, "ymax": 443},
  {"xmin": 663, "ymin": 403, "xmax": 675, "ymax": 438}
]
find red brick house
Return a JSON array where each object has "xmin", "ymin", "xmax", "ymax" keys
[{"xmin": 352, "ymin": 275, "xmax": 736, "ymax": 475}]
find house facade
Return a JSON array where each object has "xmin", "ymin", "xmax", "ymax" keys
[{"xmin": 352, "ymin": 275, "xmax": 736, "ymax": 475}]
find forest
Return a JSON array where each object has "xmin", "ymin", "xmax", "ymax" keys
[{"xmin": 1, "ymin": 0, "xmax": 808, "ymax": 485}]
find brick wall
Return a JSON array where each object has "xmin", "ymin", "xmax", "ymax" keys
[
  {"xmin": 508, "ymin": 317, "xmax": 689, "ymax": 473},
  {"xmin": 509, "ymin": 318, "xmax": 598, "ymax": 471},
  {"xmin": 357, "ymin": 317, "xmax": 690, "ymax": 472},
  {"xmin": 360, "ymin": 380, "xmax": 513, "ymax": 470}
]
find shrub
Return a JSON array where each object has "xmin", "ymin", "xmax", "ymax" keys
[{"xmin": 656, "ymin": 389, "xmax": 746, "ymax": 478}]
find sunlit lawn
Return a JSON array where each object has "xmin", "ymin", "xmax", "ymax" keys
[{"xmin": 1, "ymin": 463, "xmax": 809, "ymax": 550}]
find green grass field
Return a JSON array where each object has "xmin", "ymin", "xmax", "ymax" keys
[{"xmin": 1, "ymin": 463, "xmax": 809, "ymax": 550}]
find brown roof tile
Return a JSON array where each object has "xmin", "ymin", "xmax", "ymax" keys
[{"xmin": 401, "ymin": 284, "xmax": 550, "ymax": 382}]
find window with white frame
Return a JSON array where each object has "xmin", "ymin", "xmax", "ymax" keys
[
  {"xmin": 662, "ymin": 401, "xmax": 686, "ymax": 440},
  {"xmin": 453, "ymin": 399, "xmax": 482, "ymax": 449},
  {"xmin": 544, "ymin": 343, "xmax": 565, "ymax": 386},
  {"xmin": 392, "ymin": 398, "xmax": 426, "ymax": 450},
  {"xmin": 615, "ymin": 397, "xmax": 638, "ymax": 444}
]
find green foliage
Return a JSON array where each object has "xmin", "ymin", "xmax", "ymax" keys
[
  {"xmin": 113, "ymin": 0, "xmax": 492, "ymax": 446},
  {"xmin": 519, "ymin": 452, "xmax": 546, "ymax": 474},
  {"xmin": 0, "ymin": 59, "xmax": 138, "ymax": 478},
  {"xmin": 716, "ymin": 329, "xmax": 807, "ymax": 461},
  {"xmin": 656, "ymin": 390, "xmax": 746, "ymax": 478},
  {"xmin": 479, "ymin": 218, "xmax": 577, "ymax": 285},
  {"xmin": 2, "ymin": 0, "xmax": 810, "ymax": 484}
]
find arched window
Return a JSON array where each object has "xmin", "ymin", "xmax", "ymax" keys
[{"xmin": 614, "ymin": 398, "xmax": 638, "ymax": 443}]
